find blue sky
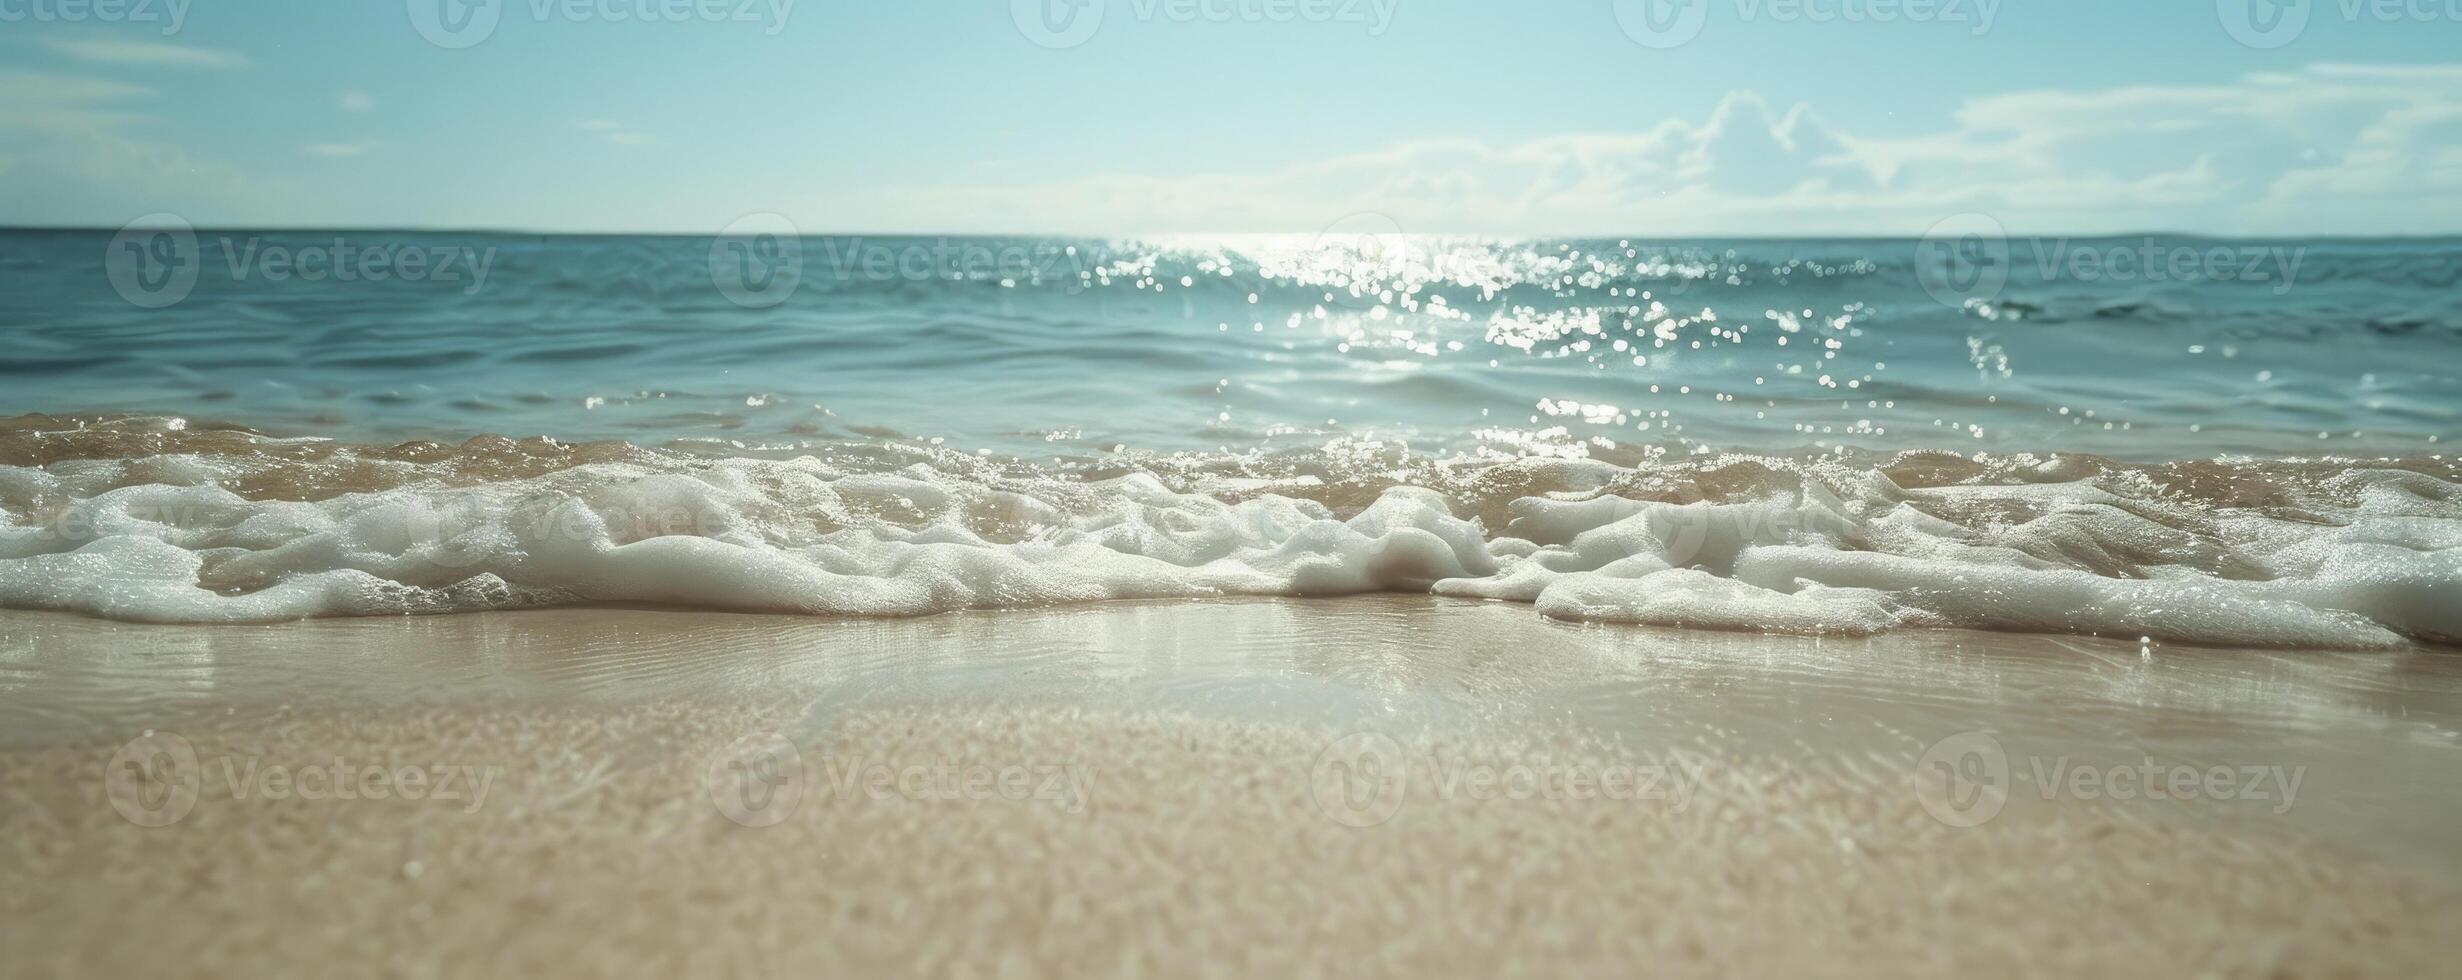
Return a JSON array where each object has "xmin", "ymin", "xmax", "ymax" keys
[{"xmin": 3, "ymin": 0, "xmax": 2459, "ymax": 234}]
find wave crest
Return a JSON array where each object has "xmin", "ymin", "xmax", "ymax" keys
[{"xmin": 3, "ymin": 415, "xmax": 2456, "ymax": 647}]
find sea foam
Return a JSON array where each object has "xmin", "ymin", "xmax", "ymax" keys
[{"xmin": 2, "ymin": 418, "xmax": 2455, "ymax": 647}]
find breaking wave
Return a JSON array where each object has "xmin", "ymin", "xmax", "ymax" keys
[{"xmin": 4, "ymin": 415, "xmax": 2456, "ymax": 648}]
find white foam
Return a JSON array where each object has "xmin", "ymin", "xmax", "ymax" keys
[{"xmin": 2, "ymin": 448, "xmax": 2456, "ymax": 647}]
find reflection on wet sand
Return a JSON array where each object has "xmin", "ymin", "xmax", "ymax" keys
[{"xmin": 6, "ymin": 597, "xmax": 2458, "ymax": 879}]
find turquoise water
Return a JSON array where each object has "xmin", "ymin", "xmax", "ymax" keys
[
  {"xmin": 6, "ymin": 230, "xmax": 2453, "ymax": 458},
  {"xmin": 2, "ymin": 229, "xmax": 2457, "ymax": 638}
]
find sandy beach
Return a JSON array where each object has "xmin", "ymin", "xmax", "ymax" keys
[
  {"xmin": 8, "ymin": 2, "xmax": 2460, "ymax": 974},
  {"xmin": 6, "ymin": 599, "xmax": 2459, "ymax": 977}
]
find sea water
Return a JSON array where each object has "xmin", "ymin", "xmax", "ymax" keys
[{"xmin": 2, "ymin": 230, "xmax": 2455, "ymax": 642}]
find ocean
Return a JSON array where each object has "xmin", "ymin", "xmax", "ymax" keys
[{"xmin": 2, "ymin": 229, "xmax": 2456, "ymax": 643}]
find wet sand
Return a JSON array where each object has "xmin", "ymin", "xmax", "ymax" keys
[{"xmin": 4, "ymin": 598, "xmax": 2460, "ymax": 976}]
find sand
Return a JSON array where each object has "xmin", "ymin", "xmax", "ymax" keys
[{"xmin": 4, "ymin": 598, "xmax": 2460, "ymax": 977}]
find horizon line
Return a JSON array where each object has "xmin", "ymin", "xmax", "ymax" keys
[{"xmin": 7, "ymin": 224, "xmax": 2460, "ymax": 242}]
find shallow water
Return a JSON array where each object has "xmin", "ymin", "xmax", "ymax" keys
[
  {"xmin": 1, "ymin": 232, "xmax": 2456, "ymax": 636},
  {"xmin": 7, "ymin": 601, "xmax": 2459, "ymax": 880}
]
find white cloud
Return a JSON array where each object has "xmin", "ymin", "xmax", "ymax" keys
[
  {"xmin": 305, "ymin": 141, "xmax": 377, "ymax": 157},
  {"xmin": 831, "ymin": 63, "xmax": 2462, "ymax": 237},
  {"xmin": 0, "ymin": 71, "xmax": 264, "ymax": 223},
  {"xmin": 41, "ymin": 38, "xmax": 249, "ymax": 69},
  {"xmin": 339, "ymin": 90, "xmax": 373, "ymax": 112},
  {"xmin": 0, "ymin": 68, "xmax": 154, "ymax": 133}
]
